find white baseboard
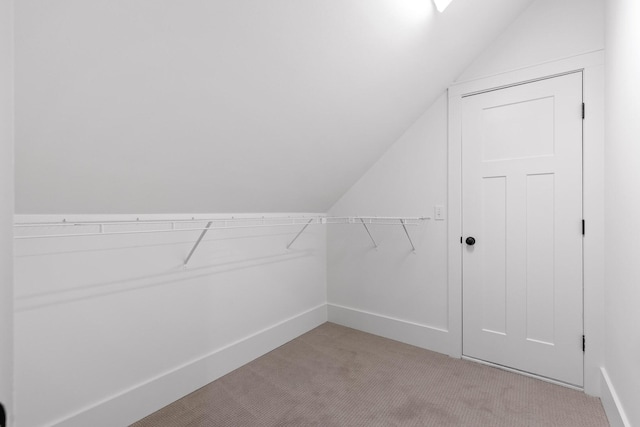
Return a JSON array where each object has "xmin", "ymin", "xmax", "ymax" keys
[
  {"xmin": 53, "ymin": 304, "xmax": 328, "ymax": 427},
  {"xmin": 600, "ymin": 368, "xmax": 631, "ymax": 427},
  {"xmin": 327, "ymin": 303, "xmax": 450, "ymax": 355}
]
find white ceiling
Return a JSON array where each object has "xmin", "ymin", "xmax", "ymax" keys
[{"xmin": 15, "ymin": 0, "xmax": 535, "ymax": 213}]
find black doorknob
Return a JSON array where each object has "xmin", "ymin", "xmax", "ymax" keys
[{"xmin": 465, "ymin": 237, "xmax": 476, "ymax": 246}]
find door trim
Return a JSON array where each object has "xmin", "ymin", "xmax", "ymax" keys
[
  {"xmin": 447, "ymin": 50, "xmax": 605, "ymax": 396},
  {"xmin": 461, "ymin": 69, "xmax": 582, "ymax": 98}
]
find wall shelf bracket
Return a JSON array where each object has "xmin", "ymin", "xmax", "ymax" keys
[
  {"xmin": 183, "ymin": 221, "xmax": 213, "ymax": 267},
  {"xmin": 286, "ymin": 219, "xmax": 314, "ymax": 249},
  {"xmin": 400, "ymin": 219, "xmax": 416, "ymax": 252},
  {"xmin": 360, "ymin": 218, "xmax": 378, "ymax": 248}
]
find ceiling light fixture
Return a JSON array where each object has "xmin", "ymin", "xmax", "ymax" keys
[{"xmin": 433, "ymin": 0, "xmax": 454, "ymax": 12}]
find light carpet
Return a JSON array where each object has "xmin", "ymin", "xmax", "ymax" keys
[{"xmin": 132, "ymin": 322, "xmax": 608, "ymax": 426}]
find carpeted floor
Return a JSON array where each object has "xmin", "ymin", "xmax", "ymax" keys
[{"xmin": 131, "ymin": 322, "xmax": 609, "ymax": 427}]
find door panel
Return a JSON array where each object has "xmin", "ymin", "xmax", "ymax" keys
[
  {"xmin": 462, "ymin": 72, "xmax": 583, "ymax": 387},
  {"xmin": 482, "ymin": 96, "xmax": 555, "ymax": 161},
  {"xmin": 525, "ymin": 173, "xmax": 555, "ymax": 345},
  {"xmin": 481, "ymin": 176, "xmax": 507, "ymax": 335}
]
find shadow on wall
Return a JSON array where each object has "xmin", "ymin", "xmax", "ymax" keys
[
  {"xmin": 14, "ymin": 229, "xmax": 320, "ymax": 312},
  {"xmin": 16, "ymin": 250, "xmax": 318, "ymax": 312},
  {"xmin": 14, "ymin": 230, "xmax": 294, "ymax": 258}
]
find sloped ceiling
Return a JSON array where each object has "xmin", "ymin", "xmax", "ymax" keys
[{"xmin": 15, "ymin": 0, "xmax": 534, "ymax": 213}]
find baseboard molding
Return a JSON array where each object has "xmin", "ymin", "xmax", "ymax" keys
[
  {"xmin": 327, "ymin": 303, "xmax": 449, "ymax": 355},
  {"xmin": 53, "ymin": 304, "xmax": 328, "ymax": 427},
  {"xmin": 600, "ymin": 368, "xmax": 631, "ymax": 427}
]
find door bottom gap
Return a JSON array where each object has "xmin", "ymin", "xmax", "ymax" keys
[{"xmin": 461, "ymin": 355, "xmax": 584, "ymax": 391}]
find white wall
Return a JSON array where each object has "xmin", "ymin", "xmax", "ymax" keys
[
  {"xmin": 603, "ymin": 0, "xmax": 640, "ymax": 425},
  {"xmin": 458, "ymin": 0, "xmax": 604, "ymax": 81},
  {"xmin": 13, "ymin": 214, "xmax": 326, "ymax": 427},
  {"xmin": 327, "ymin": 94, "xmax": 449, "ymax": 353},
  {"xmin": 327, "ymin": 0, "xmax": 604, "ymax": 380},
  {"xmin": 13, "ymin": 0, "xmax": 534, "ymax": 214},
  {"xmin": 0, "ymin": 0, "xmax": 14, "ymax": 425}
]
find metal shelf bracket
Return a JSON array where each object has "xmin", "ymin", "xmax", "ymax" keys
[
  {"xmin": 400, "ymin": 219, "xmax": 416, "ymax": 252},
  {"xmin": 360, "ymin": 218, "xmax": 378, "ymax": 248},
  {"xmin": 183, "ymin": 221, "xmax": 213, "ymax": 267},
  {"xmin": 286, "ymin": 219, "xmax": 314, "ymax": 249}
]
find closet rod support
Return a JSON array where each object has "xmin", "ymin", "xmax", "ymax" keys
[
  {"xmin": 401, "ymin": 219, "xmax": 416, "ymax": 252},
  {"xmin": 360, "ymin": 218, "xmax": 378, "ymax": 248},
  {"xmin": 184, "ymin": 221, "xmax": 213, "ymax": 267},
  {"xmin": 287, "ymin": 219, "xmax": 314, "ymax": 249}
]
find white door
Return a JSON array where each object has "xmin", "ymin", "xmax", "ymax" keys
[{"xmin": 461, "ymin": 72, "xmax": 584, "ymax": 387}]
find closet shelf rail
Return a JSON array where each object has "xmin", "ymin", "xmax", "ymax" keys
[
  {"xmin": 14, "ymin": 215, "xmax": 430, "ymax": 264},
  {"xmin": 14, "ymin": 216, "xmax": 328, "ymax": 239}
]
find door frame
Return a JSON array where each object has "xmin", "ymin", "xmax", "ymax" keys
[{"xmin": 447, "ymin": 50, "xmax": 605, "ymax": 396}]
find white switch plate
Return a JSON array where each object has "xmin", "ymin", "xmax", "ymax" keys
[{"xmin": 435, "ymin": 205, "xmax": 445, "ymax": 220}]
